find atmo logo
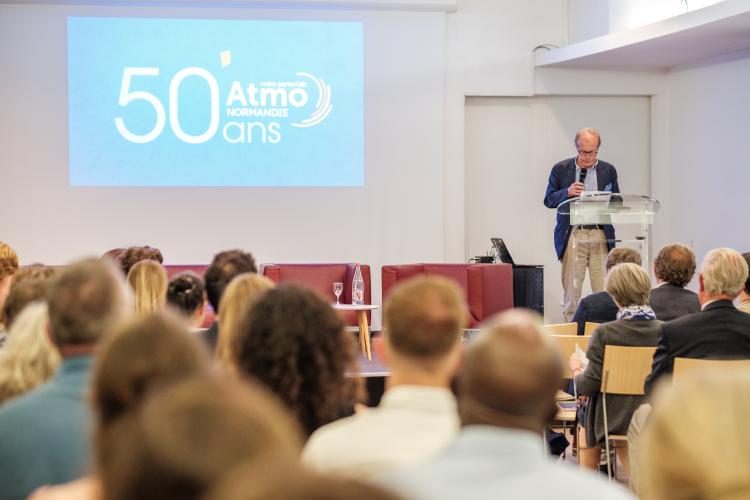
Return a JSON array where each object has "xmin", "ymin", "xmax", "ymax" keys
[{"xmin": 114, "ymin": 63, "xmax": 333, "ymax": 145}]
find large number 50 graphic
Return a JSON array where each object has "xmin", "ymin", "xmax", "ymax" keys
[{"xmin": 114, "ymin": 67, "xmax": 220, "ymax": 144}]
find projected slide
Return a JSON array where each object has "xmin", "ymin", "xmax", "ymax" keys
[{"xmin": 67, "ymin": 17, "xmax": 364, "ymax": 186}]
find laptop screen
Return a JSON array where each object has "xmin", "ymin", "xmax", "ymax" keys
[{"xmin": 490, "ymin": 238, "xmax": 515, "ymax": 266}]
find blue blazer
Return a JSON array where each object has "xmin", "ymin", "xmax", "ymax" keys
[{"xmin": 543, "ymin": 158, "xmax": 620, "ymax": 260}]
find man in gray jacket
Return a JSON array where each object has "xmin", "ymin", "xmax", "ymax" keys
[{"xmin": 649, "ymin": 243, "xmax": 700, "ymax": 321}]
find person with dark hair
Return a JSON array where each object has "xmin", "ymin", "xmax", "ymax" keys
[
  {"xmin": 384, "ymin": 310, "xmax": 632, "ymax": 500},
  {"xmin": 649, "ymin": 243, "xmax": 700, "ymax": 321},
  {"xmin": 737, "ymin": 252, "xmax": 750, "ymax": 314},
  {"xmin": 117, "ymin": 245, "xmax": 163, "ymax": 277},
  {"xmin": 0, "ymin": 258, "xmax": 130, "ymax": 500},
  {"xmin": 98, "ymin": 375, "xmax": 301, "ymax": 500},
  {"xmin": 166, "ymin": 272, "xmax": 206, "ymax": 328},
  {"xmin": 202, "ymin": 249, "xmax": 258, "ymax": 351},
  {"xmin": 572, "ymin": 247, "xmax": 642, "ymax": 334},
  {"xmin": 29, "ymin": 310, "xmax": 209, "ymax": 500},
  {"xmin": 304, "ymin": 276, "xmax": 466, "ymax": 478},
  {"xmin": 1, "ymin": 265, "xmax": 57, "ymax": 333},
  {"xmin": 233, "ymin": 284, "xmax": 357, "ymax": 438}
]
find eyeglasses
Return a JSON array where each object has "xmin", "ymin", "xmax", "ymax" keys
[{"xmin": 578, "ymin": 149, "xmax": 598, "ymax": 157}]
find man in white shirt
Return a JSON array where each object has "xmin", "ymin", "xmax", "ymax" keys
[
  {"xmin": 382, "ymin": 309, "xmax": 634, "ymax": 500},
  {"xmin": 303, "ymin": 276, "xmax": 466, "ymax": 479}
]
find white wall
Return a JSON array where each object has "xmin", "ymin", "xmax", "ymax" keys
[
  {"xmin": 568, "ymin": 0, "xmax": 727, "ymax": 41},
  {"xmin": 464, "ymin": 95, "xmax": 651, "ymax": 322},
  {"xmin": 0, "ymin": 3, "xmax": 450, "ymax": 328},
  {"xmin": 665, "ymin": 50, "xmax": 750, "ymax": 262}
]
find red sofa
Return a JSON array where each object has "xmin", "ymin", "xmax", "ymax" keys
[
  {"xmin": 163, "ymin": 265, "xmax": 213, "ymax": 328},
  {"xmin": 381, "ymin": 263, "xmax": 513, "ymax": 327},
  {"xmin": 261, "ymin": 263, "xmax": 371, "ymax": 326}
]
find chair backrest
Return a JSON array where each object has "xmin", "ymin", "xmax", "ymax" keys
[
  {"xmin": 673, "ymin": 357, "xmax": 750, "ymax": 382},
  {"xmin": 602, "ymin": 345, "xmax": 657, "ymax": 396},
  {"xmin": 381, "ymin": 263, "xmax": 513, "ymax": 327},
  {"xmin": 584, "ymin": 322, "xmax": 601, "ymax": 335},
  {"xmin": 549, "ymin": 334, "xmax": 591, "ymax": 378},
  {"xmin": 540, "ymin": 323, "xmax": 578, "ymax": 335}
]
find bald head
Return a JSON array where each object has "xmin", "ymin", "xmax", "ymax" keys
[{"xmin": 459, "ymin": 310, "xmax": 562, "ymax": 432}]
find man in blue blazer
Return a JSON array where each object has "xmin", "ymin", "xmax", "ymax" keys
[{"xmin": 543, "ymin": 128, "xmax": 620, "ymax": 321}]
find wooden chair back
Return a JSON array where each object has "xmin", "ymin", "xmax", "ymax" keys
[
  {"xmin": 602, "ymin": 345, "xmax": 657, "ymax": 395},
  {"xmin": 584, "ymin": 322, "xmax": 601, "ymax": 335},
  {"xmin": 549, "ymin": 334, "xmax": 591, "ymax": 378},
  {"xmin": 673, "ymin": 357, "xmax": 750, "ymax": 381},
  {"xmin": 540, "ymin": 323, "xmax": 578, "ymax": 335}
]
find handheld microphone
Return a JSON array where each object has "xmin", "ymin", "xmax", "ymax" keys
[{"xmin": 578, "ymin": 168, "xmax": 587, "ymax": 185}]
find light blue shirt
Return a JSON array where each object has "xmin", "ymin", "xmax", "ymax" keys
[
  {"xmin": 577, "ymin": 161, "xmax": 599, "ymax": 192},
  {"xmin": 382, "ymin": 425, "xmax": 634, "ymax": 500}
]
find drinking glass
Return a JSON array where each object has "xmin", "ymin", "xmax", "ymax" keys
[{"xmin": 333, "ymin": 282, "xmax": 344, "ymax": 304}]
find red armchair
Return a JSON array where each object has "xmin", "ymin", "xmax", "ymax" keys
[
  {"xmin": 261, "ymin": 263, "xmax": 371, "ymax": 326},
  {"xmin": 381, "ymin": 263, "xmax": 513, "ymax": 327}
]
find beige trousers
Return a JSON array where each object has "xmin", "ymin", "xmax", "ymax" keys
[{"xmin": 561, "ymin": 228, "xmax": 607, "ymax": 322}]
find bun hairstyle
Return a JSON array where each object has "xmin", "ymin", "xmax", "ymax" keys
[{"xmin": 167, "ymin": 272, "xmax": 205, "ymax": 316}]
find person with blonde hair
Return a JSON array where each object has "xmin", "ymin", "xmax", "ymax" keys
[
  {"xmin": 645, "ymin": 247, "xmax": 750, "ymax": 393},
  {"xmin": 572, "ymin": 247, "xmax": 642, "ymax": 335},
  {"xmin": 639, "ymin": 367, "xmax": 750, "ymax": 500},
  {"xmin": 0, "ymin": 241, "xmax": 20, "ymax": 339},
  {"xmin": 127, "ymin": 260, "xmax": 167, "ymax": 316},
  {"xmin": 215, "ymin": 273, "xmax": 274, "ymax": 368},
  {"xmin": 0, "ymin": 303, "xmax": 61, "ymax": 404},
  {"xmin": 569, "ymin": 263, "xmax": 661, "ymax": 473}
]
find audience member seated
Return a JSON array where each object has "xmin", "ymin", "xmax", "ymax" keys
[
  {"xmin": 166, "ymin": 271, "xmax": 207, "ymax": 328},
  {"xmin": 304, "ymin": 276, "xmax": 466, "ymax": 478},
  {"xmin": 0, "ymin": 258, "xmax": 129, "ymax": 500},
  {"xmin": 215, "ymin": 273, "xmax": 274, "ymax": 369},
  {"xmin": 0, "ymin": 241, "xmax": 20, "ymax": 343},
  {"xmin": 649, "ymin": 243, "xmax": 700, "ymax": 321},
  {"xmin": 206, "ymin": 462, "xmax": 405, "ymax": 500},
  {"xmin": 1, "ymin": 265, "xmax": 56, "ymax": 331},
  {"xmin": 233, "ymin": 285, "xmax": 360, "ymax": 438},
  {"xmin": 569, "ymin": 263, "xmax": 661, "ymax": 474},
  {"xmin": 384, "ymin": 309, "xmax": 633, "ymax": 500},
  {"xmin": 98, "ymin": 375, "xmax": 301, "ymax": 500},
  {"xmin": 645, "ymin": 248, "xmax": 750, "ymax": 393},
  {"xmin": 116, "ymin": 245, "xmax": 163, "ymax": 277},
  {"xmin": 203, "ymin": 249, "xmax": 258, "ymax": 351},
  {"xmin": 29, "ymin": 310, "xmax": 210, "ymax": 500},
  {"xmin": 639, "ymin": 367, "xmax": 750, "ymax": 500},
  {"xmin": 127, "ymin": 259, "xmax": 167, "ymax": 316},
  {"xmin": 737, "ymin": 252, "xmax": 750, "ymax": 314},
  {"xmin": 0, "ymin": 303, "xmax": 60, "ymax": 405},
  {"xmin": 572, "ymin": 248, "xmax": 642, "ymax": 335}
]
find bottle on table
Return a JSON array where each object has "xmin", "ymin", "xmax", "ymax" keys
[{"xmin": 352, "ymin": 265, "xmax": 365, "ymax": 305}]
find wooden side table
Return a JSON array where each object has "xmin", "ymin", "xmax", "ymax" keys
[{"xmin": 332, "ymin": 304, "xmax": 379, "ymax": 361}]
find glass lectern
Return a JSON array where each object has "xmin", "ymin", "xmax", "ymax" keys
[{"xmin": 557, "ymin": 193, "xmax": 660, "ymax": 311}]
